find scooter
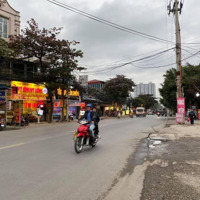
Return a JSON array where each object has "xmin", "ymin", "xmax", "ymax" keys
[
  {"xmin": 157, "ymin": 112, "xmax": 160, "ymax": 117},
  {"xmin": 117, "ymin": 112, "xmax": 121, "ymax": 119},
  {"xmin": 68, "ymin": 114, "xmax": 74, "ymax": 121},
  {"xmin": 129, "ymin": 112, "xmax": 133, "ymax": 118},
  {"xmin": 73, "ymin": 120, "xmax": 99, "ymax": 153},
  {"xmin": 21, "ymin": 116, "xmax": 29, "ymax": 126},
  {"xmin": 0, "ymin": 118, "xmax": 6, "ymax": 131}
]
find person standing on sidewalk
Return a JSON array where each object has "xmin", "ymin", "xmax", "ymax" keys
[{"xmin": 189, "ymin": 109, "xmax": 196, "ymax": 125}]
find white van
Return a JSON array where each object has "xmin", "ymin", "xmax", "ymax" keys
[{"xmin": 136, "ymin": 107, "xmax": 146, "ymax": 117}]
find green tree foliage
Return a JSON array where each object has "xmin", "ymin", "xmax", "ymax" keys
[
  {"xmin": 0, "ymin": 37, "xmax": 13, "ymax": 58},
  {"xmin": 159, "ymin": 68, "xmax": 177, "ymax": 111},
  {"xmin": 138, "ymin": 95, "xmax": 157, "ymax": 109},
  {"xmin": 131, "ymin": 97, "xmax": 145, "ymax": 108},
  {"xmin": 159, "ymin": 65, "xmax": 200, "ymax": 111},
  {"xmin": 182, "ymin": 63, "xmax": 200, "ymax": 108},
  {"xmin": 131, "ymin": 95, "xmax": 157, "ymax": 109},
  {"xmin": 103, "ymin": 75, "xmax": 135, "ymax": 104}
]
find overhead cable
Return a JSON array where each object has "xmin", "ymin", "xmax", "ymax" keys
[{"xmin": 47, "ymin": 0, "xmax": 174, "ymax": 44}]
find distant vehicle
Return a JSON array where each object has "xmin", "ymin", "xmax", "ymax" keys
[
  {"xmin": 148, "ymin": 111, "xmax": 154, "ymax": 115},
  {"xmin": 136, "ymin": 107, "xmax": 146, "ymax": 117}
]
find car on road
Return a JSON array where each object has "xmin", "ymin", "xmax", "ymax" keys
[{"xmin": 136, "ymin": 107, "xmax": 146, "ymax": 117}]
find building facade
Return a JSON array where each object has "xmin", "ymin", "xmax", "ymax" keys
[
  {"xmin": 0, "ymin": 0, "xmax": 20, "ymax": 41},
  {"xmin": 134, "ymin": 82, "xmax": 156, "ymax": 97},
  {"xmin": 87, "ymin": 79, "xmax": 105, "ymax": 91}
]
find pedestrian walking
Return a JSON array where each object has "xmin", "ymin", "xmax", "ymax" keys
[{"xmin": 188, "ymin": 109, "xmax": 195, "ymax": 125}]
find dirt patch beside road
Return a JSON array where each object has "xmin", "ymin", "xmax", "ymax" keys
[{"xmin": 141, "ymin": 120, "xmax": 200, "ymax": 200}]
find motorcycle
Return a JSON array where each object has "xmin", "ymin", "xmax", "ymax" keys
[
  {"xmin": 0, "ymin": 118, "xmax": 6, "ymax": 131},
  {"xmin": 68, "ymin": 114, "xmax": 74, "ymax": 121},
  {"xmin": 21, "ymin": 116, "xmax": 29, "ymax": 126},
  {"xmin": 157, "ymin": 112, "xmax": 160, "ymax": 117},
  {"xmin": 117, "ymin": 112, "xmax": 121, "ymax": 119},
  {"xmin": 129, "ymin": 112, "xmax": 133, "ymax": 118},
  {"xmin": 73, "ymin": 120, "xmax": 99, "ymax": 154}
]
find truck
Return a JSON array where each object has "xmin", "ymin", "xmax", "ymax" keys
[{"xmin": 136, "ymin": 107, "xmax": 146, "ymax": 117}]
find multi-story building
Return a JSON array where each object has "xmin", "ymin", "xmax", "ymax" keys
[
  {"xmin": 87, "ymin": 79, "xmax": 105, "ymax": 91},
  {"xmin": 0, "ymin": 0, "xmax": 38, "ymax": 82},
  {"xmin": 0, "ymin": 0, "xmax": 20, "ymax": 41},
  {"xmin": 134, "ymin": 82, "xmax": 156, "ymax": 97}
]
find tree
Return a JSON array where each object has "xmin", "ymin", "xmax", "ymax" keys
[
  {"xmin": 9, "ymin": 18, "xmax": 84, "ymax": 122},
  {"xmin": 138, "ymin": 95, "xmax": 157, "ymax": 109},
  {"xmin": 9, "ymin": 19, "xmax": 61, "ymax": 75},
  {"xmin": 159, "ymin": 65, "xmax": 200, "ymax": 111},
  {"xmin": 159, "ymin": 68, "xmax": 177, "ymax": 112},
  {"xmin": 131, "ymin": 97, "xmax": 145, "ymax": 108},
  {"xmin": 103, "ymin": 75, "xmax": 135, "ymax": 104},
  {"xmin": 182, "ymin": 63, "xmax": 200, "ymax": 109},
  {"xmin": 131, "ymin": 95, "xmax": 157, "ymax": 109},
  {"xmin": 0, "ymin": 37, "xmax": 13, "ymax": 58}
]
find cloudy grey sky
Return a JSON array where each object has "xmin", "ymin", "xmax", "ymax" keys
[{"xmin": 8, "ymin": 0, "xmax": 200, "ymax": 97}]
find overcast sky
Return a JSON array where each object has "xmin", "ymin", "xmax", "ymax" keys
[{"xmin": 8, "ymin": 0, "xmax": 200, "ymax": 97}]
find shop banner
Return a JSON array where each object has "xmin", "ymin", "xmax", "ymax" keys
[
  {"xmin": 14, "ymin": 108, "xmax": 21, "ymax": 124},
  {"xmin": 54, "ymin": 100, "xmax": 63, "ymax": 108},
  {"xmin": 177, "ymin": 97, "xmax": 185, "ymax": 115},
  {"xmin": 11, "ymin": 81, "xmax": 47, "ymax": 100}
]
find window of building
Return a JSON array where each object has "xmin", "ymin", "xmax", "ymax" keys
[{"xmin": 0, "ymin": 16, "xmax": 8, "ymax": 38}]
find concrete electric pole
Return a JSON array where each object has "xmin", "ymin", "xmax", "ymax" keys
[{"xmin": 168, "ymin": 0, "xmax": 183, "ymax": 98}]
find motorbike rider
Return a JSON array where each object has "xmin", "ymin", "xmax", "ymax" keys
[
  {"xmin": 92, "ymin": 107, "xmax": 101, "ymax": 138},
  {"xmin": 82, "ymin": 104, "xmax": 96, "ymax": 142}
]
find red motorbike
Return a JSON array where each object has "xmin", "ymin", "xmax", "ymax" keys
[{"xmin": 73, "ymin": 120, "xmax": 99, "ymax": 153}]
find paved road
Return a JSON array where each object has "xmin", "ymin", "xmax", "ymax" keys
[{"xmin": 0, "ymin": 116, "xmax": 166, "ymax": 200}]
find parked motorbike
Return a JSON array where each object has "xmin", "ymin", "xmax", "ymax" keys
[
  {"xmin": 0, "ymin": 118, "xmax": 6, "ymax": 131},
  {"xmin": 68, "ymin": 114, "xmax": 74, "ymax": 121},
  {"xmin": 129, "ymin": 112, "xmax": 133, "ymax": 118},
  {"xmin": 21, "ymin": 116, "xmax": 29, "ymax": 126},
  {"xmin": 117, "ymin": 112, "xmax": 121, "ymax": 119},
  {"xmin": 73, "ymin": 120, "xmax": 99, "ymax": 153}
]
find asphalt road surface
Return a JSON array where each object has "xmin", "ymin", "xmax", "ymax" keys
[{"xmin": 0, "ymin": 116, "xmax": 166, "ymax": 200}]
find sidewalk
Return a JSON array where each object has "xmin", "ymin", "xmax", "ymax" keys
[
  {"xmin": 141, "ymin": 119, "xmax": 200, "ymax": 200},
  {"xmin": 3, "ymin": 120, "xmax": 79, "ymax": 131}
]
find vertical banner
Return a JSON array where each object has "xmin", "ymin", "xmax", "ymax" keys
[
  {"xmin": 14, "ymin": 108, "xmax": 21, "ymax": 124},
  {"xmin": 176, "ymin": 97, "xmax": 185, "ymax": 123},
  {"xmin": 198, "ymin": 109, "xmax": 200, "ymax": 120},
  {"xmin": 176, "ymin": 113, "xmax": 184, "ymax": 123},
  {"xmin": 177, "ymin": 98, "xmax": 185, "ymax": 115}
]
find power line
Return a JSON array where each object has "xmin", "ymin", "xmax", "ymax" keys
[
  {"xmin": 81, "ymin": 47, "xmax": 175, "ymax": 74},
  {"xmin": 47, "ymin": 0, "xmax": 175, "ymax": 44},
  {"xmin": 80, "ymin": 48, "xmax": 200, "ymax": 74},
  {"xmin": 79, "ymin": 46, "xmax": 175, "ymax": 68}
]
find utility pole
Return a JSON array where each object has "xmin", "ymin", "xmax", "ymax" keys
[{"xmin": 168, "ymin": 0, "xmax": 183, "ymax": 98}]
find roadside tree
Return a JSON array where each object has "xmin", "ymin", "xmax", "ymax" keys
[
  {"xmin": 9, "ymin": 18, "xmax": 84, "ymax": 122},
  {"xmin": 103, "ymin": 75, "xmax": 135, "ymax": 105}
]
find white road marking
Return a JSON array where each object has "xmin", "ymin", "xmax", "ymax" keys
[{"xmin": 0, "ymin": 143, "xmax": 25, "ymax": 150}]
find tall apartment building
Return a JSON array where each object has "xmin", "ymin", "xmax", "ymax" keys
[
  {"xmin": 0, "ymin": 0, "xmax": 20, "ymax": 41},
  {"xmin": 134, "ymin": 82, "xmax": 156, "ymax": 97}
]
